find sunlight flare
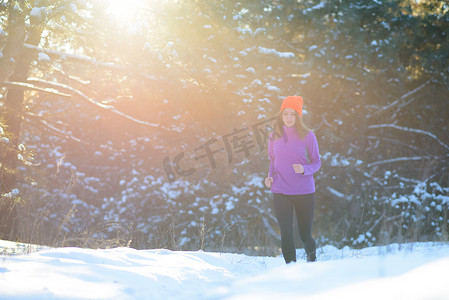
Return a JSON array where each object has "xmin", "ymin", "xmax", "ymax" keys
[{"xmin": 99, "ymin": 0, "xmax": 152, "ymax": 32}]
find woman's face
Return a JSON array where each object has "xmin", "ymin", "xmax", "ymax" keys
[{"xmin": 282, "ymin": 108, "xmax": 296, "ymax": 127}]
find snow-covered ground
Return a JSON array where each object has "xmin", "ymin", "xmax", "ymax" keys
[{"xmin": 1, "ymin": 240, "xmax": 449, "ymax": 299}]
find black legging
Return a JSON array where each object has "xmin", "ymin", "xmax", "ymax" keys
[{"xmin": 273, "ymin": 193, "xmax": 316, "ymax": 263}]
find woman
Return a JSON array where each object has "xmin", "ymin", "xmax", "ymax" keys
[{"xmin": 265, "ymin": 96, "xmax": 321, "ymax": 263}]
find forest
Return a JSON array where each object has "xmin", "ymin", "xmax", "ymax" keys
[{"xmin": 1, "ymin": 0, "xmax": 448, "ymax": 255}]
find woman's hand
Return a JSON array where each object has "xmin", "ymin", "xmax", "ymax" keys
[
  {"xmin": 265, "ymin": 177, "xmax": 273, "ymax": 188},
  {"xmin": 292, "ymin": 164, "xmax": 304, "ymax": 174}
]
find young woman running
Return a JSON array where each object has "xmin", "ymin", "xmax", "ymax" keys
[{"xmin": 265, "ymin": 96, "xmax": 321, "ymax": 263}]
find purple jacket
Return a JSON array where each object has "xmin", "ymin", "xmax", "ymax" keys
[{"xmin": 268, "ymin": 126, "xmax": 321, "ymax": 195}]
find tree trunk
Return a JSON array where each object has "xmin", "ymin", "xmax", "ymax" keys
[
  {"xmin": 0, "ymin": 1, "xmax": 26, "ymax": 241},
  {"xmin": 0, "ymin": 1, "xmax": 26, "ymax": 84},
  {"xmin": 0, "ymin": 1, "xmax": 43, "ymax": 240}
]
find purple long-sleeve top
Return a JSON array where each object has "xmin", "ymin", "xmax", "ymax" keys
[{"xmin": 268, "ymin": 126, "xmax": 321, "ymax": 195}]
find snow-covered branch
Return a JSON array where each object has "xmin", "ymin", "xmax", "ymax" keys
[
  {"xmin": 395, "ymin": 176, "xmax": 421, "ymax": 184},
  {"xmin": 1, "ymin": 81, "xmax": 72, "ymax": 97},
  {"xmin": 367, "ymin": 155, "xmax": 436, "ymax": 167},
  {"xmin": 367, "ymin": 213, "xmax": 384, "ymax": 234},
  {"xmin": 368, "ymin": 123, "xmax": 449, "ymax": 151},
  {"xmin": 25, "ymin": 78, "xmax": 181, "ymax": 132},
  {"xmin": 23, "ymin": 44, "xmax": 127, "ymax": 71},
  {"xmin": 25, "ymin": 112, "xmax": 124, "ymax": 153},
  {"xmin": 23, "ymin": 44, "xmax": 162, "ymax": 83},
  {"xmin": 326, "ymin": 186, "xmax": 353, "ymax": 201},
  {"xmin": 262, "ymin": 216, "xmax": 280, "ymax": 241},
  {"xmin": 367, "ymin": 80, "xmax": 430, "ymax": 118}
]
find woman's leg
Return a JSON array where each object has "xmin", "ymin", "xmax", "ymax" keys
[
  {"xmin": 273, "ymin": 193, "xmax": 296, "ymax": 263},
  {"xmin": 294, "ymin": 193, "xmax": 316, "ymax": 261}
]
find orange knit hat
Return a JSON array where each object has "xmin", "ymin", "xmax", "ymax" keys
[{"xmin": 280, "ymin": 96, "xmax": 303, "ymax": 117}]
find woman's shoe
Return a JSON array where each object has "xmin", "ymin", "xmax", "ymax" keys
[{"xmin": 307, "ymin": 251, "xmax": 316, "ymax": 262}]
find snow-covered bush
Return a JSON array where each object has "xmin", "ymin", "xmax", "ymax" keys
[
  {"xmin": 386, "ymin": 182, "xmax": 449, "ymax": 239},
  {"xmin": 345, "ymin": 181, "xmax": 449, "ymax": 248}
]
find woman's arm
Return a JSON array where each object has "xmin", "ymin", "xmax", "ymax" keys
[
  {"xmin": 302, "ymin": 132, "xmax": 321, "ymax": 175},
  {"xmin": 268, "ymin": 134, "xmax": 276, "ymax": 177}
]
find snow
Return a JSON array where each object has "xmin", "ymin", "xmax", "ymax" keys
[
  {"xmin": 253, "ymin": 28, "xmax": 266, "ymax": 36},
  {"xmin": 303, "ymin": 2, "xmax": 326, "ymax": 13},
  {"xmin": 257, "ymin": 47, "xmax": 295, "ymax": 58},
  {"xmin": 1, "ymin": 189, "xmax": 20, "ymax": 199},
  {"xmin": 1, "ymin": 241, "xmax": 449, "ymax": 299},
  {"xmin": 38, "ymin": 52, "xmax": 51, "ymax": 61},
  {"xmin": 326, "ymin": 186, "xmax": 353, "ymax": 201},
  {"xmin": 30, "ymin": 7, "xmax": 46, "ymax": 18}
]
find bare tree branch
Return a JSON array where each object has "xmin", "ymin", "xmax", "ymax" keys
[
  {"xmin": 1, "ymin": 81, "xmax": 72, "ymax": 97},
  {"xmin": 368, "ymin": 136, "xmax": 419, "ymax": 152},
  {"xmin": 326, "ymin": 186, "xmax": 353, "ymax": 201},
  {"xmin": 396, "ymin": 176, "xmax": 421, "ymax": 184},
  {"xmin": 25, "ymin": 112, "xmax": 124, "ymax": 154},
  {"xmin": 366, "ymin": 80, "xmax": 431, "ymax": 118},
  {"xmin": 391, "ymin": 96, "xmax": 416, "ymax": 120},
  {"xmin": 51, "ymin": 67, "xmax": 91, "ymax": 86},
  {"xmin": 367, "ymin": 155, "xmax": 438, "ymax": 167},
  {"xmin": 14, "ymin": 78, "xmax": 181, "ymax": 133},
  {"xmin": 368, "ymin": 123, "xmax": 449, "ymax": 151},
  {"xmin": 367, "ymin": 212, "xmax": 385, "ymax": 233}
]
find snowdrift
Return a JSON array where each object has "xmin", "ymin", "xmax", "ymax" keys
[{"xmin": 1, "ymin": 241, "xmax": 449, "ymax": 299}]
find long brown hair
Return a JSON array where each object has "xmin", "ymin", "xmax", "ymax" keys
[{"xmin": 272, "ymin": 110, "xmax": 312, "ymax": 140}]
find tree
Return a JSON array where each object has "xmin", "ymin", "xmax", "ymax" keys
[
  {"xmin": 1, "ymin": 0, "xmax": 40, "ymax": 239},
  {"xmin": 1, "ymin": 0, "xmax": 447, "ymax": 249},
  {"xmin": 0, "ymin": 0, "xmax": 176, "ymax": 241}
]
